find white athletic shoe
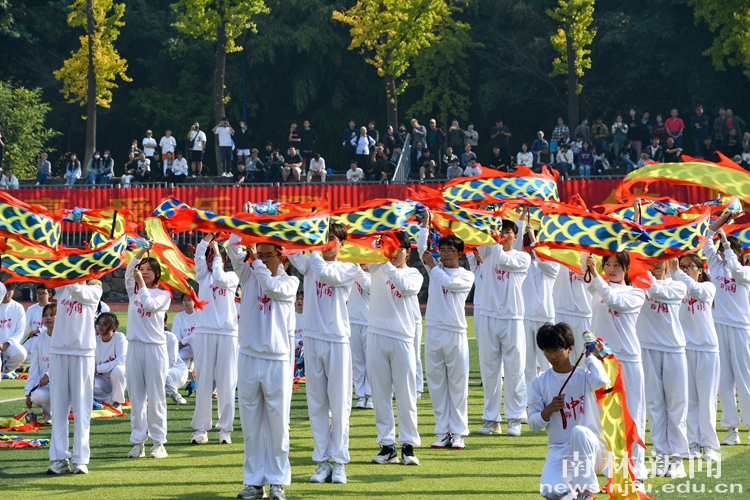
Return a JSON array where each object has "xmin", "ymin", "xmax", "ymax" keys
[
  {"xmin": 269, "ymin": 484, "xmax": 286, "ymax": 500},
  {"xmin": 431, "ymin": 433, "xmax": 451, "ymax": 449},
  {"xmin": 688, "ymin": 444, "xmax": 702, "ymax": 459},
  {"xmin": 310, "ymin": 461, "xmax": 332, "ymax": 483},
  {"xmin": 477, "ymin": 420, "xmax": 502, "ymax": 435},
  {"xmin": 46, "ymin": 460, "xmax": 71, "ymax": 475},
  {"xmin": 355, "ymin": 397, "xmax": 366, "ymax": 409},
  {"xmin": 371, "ymin": 445, "xmax": 399, "ymax": 464},
  {"xmin": 218, "ymin": 430, "xmax": 232, "ymax": 444},
  {"xmin": 401, "ymin": 444, "xmax": 420, "ymax": 466},
  {"xmin": 72, "ymin": 463, "xmax": 89, "ymax": 474},
  {"xmin": 669, "ymin": 458, "xmax": 687, "ymax": 479},
  {"xmin": 722, "ymin": 428, "xmax": 741, "ymax": 446},
  {"xmin": 127, "ymin": 443, "xmax": 146, "ymax": 458},
  {"xmin": 450, "ymin": 434, "xmax": 465, "ymax": 450},
  {"xmin": 150, "ymin": 442, "xmax": 168, "ymax": 459},
  {"xmin": 365, "ymin": 396, "xmax": 374, "ymax": 409},
  {"xmin": 506, "ymin": 419, "xmax": 522, "ymax": 437},
  {"xmin": 520, "ymin": 417, "xmax": 528, "ymax": 425},
  {"xmin": 650, "ymin": 455, "xmax": 669, "ymax": 477},
  {"xmin": 171, "ymin": 393, "xmax": 187, "ymax": 405},
  {"xmin": 237, "ymin": 485, "xmax": 266, "ymax": 499},
  {"xmin": 703, "ymin": 447, "xmax": 720, "ymax": 461},
  {"xmin": 331, "ymin": 462, "xmax": 347, "ymax": 484},
  {"xmin": 191, "ymin": 430, "xmax": 209, "ymax": 444}
]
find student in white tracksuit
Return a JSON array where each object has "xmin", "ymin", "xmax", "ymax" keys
[
  {"xmin": 585, "ymin": 252, "xmax": 647, "ymax": 483},
  {"xmin": 418, "ymin": 218, "xmax": 475, "ymax": 451},
  {"xmin": 125, "ymin": 248, "xmax": 172, "ymax": 459},
  {"xmin": 635, "ymin": 263, "xmax": 689, "ymax": 477},
  {"xmin": 553, "ymin": 255, "xmax": 592, "ymax": 360},
  {"xmin": 475, "ymin": 219, "xmax": 531, "ymax": 437},
  {"xmin": 704, "ymin": 215, "xmax": 750, "ymax": 446},
  {"xmin": 529, "ymin": 323, "xmax": 610, "ymax": 500},
  {"xmin": 22, "ymin": 284, "xmax": 49, "ymax": 360},
  {"xmin": 671, "ymin": 254, "xmax": 721, "ymax": 460},
  {"xmin": 93, "ymin": 312, "xmax": 128, "ymax": 409},
  {"xmin": 288, "ymin": 222, "xmax": 359, "ymax": 484},
  {"xmin": 0, "ymin": 282, "xmax": 27, "ymax": 381},
  {"xmin": 191, "ymin": 234, "xmax": 239, "ymax": 445},
  {"xmin": 25, "ymin": 303, "xmax": 56, "ymax": 418},
  {"xmin": 165, "ymin": 330, "xmax": 189, "ymax": 405},
  {"xmin": 229, "ymin": 235, "xmax": 299, "ymax": 500},
  {"xmin": 171, "ymin": 293, "xmax": 200, "ymax": 364},
  {"xmin": 519, "ymin": 224, "xmax": 559, "ymax": 388},
  {"xmin": 47, "ymin": 281, "xmax": 102, "ymax": 475},
  {"xmin": 367, "ymin": 231, "xmax": 423, "ymax": 466},
  {"xmin": 348, "ymin": 265, "xmax": 372, "ymax": 409}
]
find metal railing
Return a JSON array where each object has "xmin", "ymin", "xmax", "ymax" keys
[{"xmin": 391, "ymin": 135, "xmax": 411, "ymax": 182}]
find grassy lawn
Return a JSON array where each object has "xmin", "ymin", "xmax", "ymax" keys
[{"xmin": 1, "ymin": 313, "xmax": 748, "ymax": 498}]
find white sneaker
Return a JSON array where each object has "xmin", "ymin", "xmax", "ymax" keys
[
  {"xmin": 171, "ymin": 393, "xmax": 187, "ymax": 405},
  {"xmin": 331, "ymin": 462, "xmax": 347, "ymax": 484},
  {"xmin": 46, "ymin": 459, "xmax": 71, "ymax": 475},
  {"xmin": 310, "ymin": 461, "xmax": 332, "ymax": 483},
  {"xmin": 127, "ymin": 443, "xmax": 146, "ymax": 458},
  {"xmin": 450, "ymin": 434, "xmax": 465, "ymax": 450},
  {"xmin": 520, "ymin": 417, "xmax": 528, "ymax": 425},
  {"xmin": 703, "ymin": 447, "xmax": 720, "ymax": 461},
  {"xmin": 365, "ymin": 396, "xmax": 374, "ymax": 409},
  {"xmin": 650, "ymin": 454, "xmax": 669, "ymax": 477},
  {"xmin": 401, "ymin": 444, "xmax": 420, "ymax": 466},
  {"xmin": 191, "ymin": 430, "xmax": 208, "ymax": 444},
  {"xmin": 218, "ymin": 430, "xmax": 232, "ymax": 444},
  {"xmin": 72, "ymin": 463, "xmax": 88, "ymax": 474},
  {"xmin": 722, "ymin": 428, "xmax": 741, "ymax": 445},
  {"xmin": 269, "ymin": 484, "xmax": 286, "ymax": 500},
  {"xmin": 688, "ymin": 444, "xmax": 702, "ymax": 458},
  {"xmin": 150, "ymin": 442, "xmax": 168, "ymax": 459},
  {"xmin": 669, "ymin": 458, "xmax": 687, "ymax": 479},
  {"xmin": 237, "ymin": 485, "xmax": 266, "ymax": 499},
  {"xmin": 355, "ymin": 397, "xmax": 366, "ymax": 409},
  {"xmin": 477, "ymin": 420, "xmax": 502, "ymax": 435},
  {"xmin": 506, "ymin": 419, "xmax": 522, "ymax": 437},
  {"xmin": 371, "ymin": 445, "xmax": 399, "ymax": 464},
  {"xmin": 431, "ymin": 433, "xmax": 451, "ymax": 449}
]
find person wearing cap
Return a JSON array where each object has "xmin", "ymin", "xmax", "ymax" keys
[{"xmin": 143, "ymin": 130, "xmax": 158, "ymax": 163}]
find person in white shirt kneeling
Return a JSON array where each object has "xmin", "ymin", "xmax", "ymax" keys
[
  {"xmin": 25, "ymin": 303, "xmax": 57, "ymax": 420},
  {"xmin": 93, "ymin": 313, "xmax": 128, "ymax": 411}
]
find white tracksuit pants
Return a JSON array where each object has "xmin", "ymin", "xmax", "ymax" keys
[
  {"xmin": 424, "ymin": 326, "xmax": 469, "ymax": 436},
  {"xmin": 415, "ymin": 321, "xmax": 424, "ymax": 392},
  {"xmin": 49, "ymin": 354, "xmax": 94, "ymax": 465},
  {"xmin": 179, "ymin": 345, "xmax": 193, "ymax": 363},
  {"xmin": 191, "ymin": 333, "xmax": 238, "ymax": 433},
  {"xmin": 367, "ymin": 332, "xmax": 420, "ymax": 447},
  {"xmin": 554, "ymin": 312, "xmax": 592, "ymax": 362},
  {"xmin": 166, "ymin": 364, "xmax": 189, "ymax": 397},
  {"xmin": 304, "ymin": 336, "xmax": 352, "ymax": 464},
  {"xmin": 1, "ymin": 342, "xmax": 27, "ymax": 376},
  {"xmin": 540, "ymin": 427, "xmax": 605, "ymax": 500},
  {"xmin": 524, "ymin": 318, "xmax": 551, "ymax": 388},
  {"xmin": 475, "ymin": 314, "xmax": 527, "ymax": 421},
  {"xmin": 716, "ymin": 323, "xmax": 750, "ymax": 429},
  {"xmin": 239, "ymin": 352, "xmax": 292, "ymax": 487},
  {"xmin": 620, "ymin": 360, "xmax": 647, "ymax": 480},
  {"xmin": 93, "ymin": 365, "xmax": 127, "ymax": 404},
  {"xmin": 349, "ymin": 323, "xmax": 370, "ymax": 398},
  {"xmin": 30, "ymin": 385, "xmax": 51, "ymax": 417},
  {"xmin": 642, "ymin": 348, "xmax": 689, "ymax": 457},
  {"xmin": 686, "ymin": 349, "xmax": 720, "ymax": 450},
  {"xmin": 127, "ymin": 341, "xmax": 169, "ymax": 445}
]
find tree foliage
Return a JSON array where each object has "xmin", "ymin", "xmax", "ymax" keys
[
  {"xmin": 0, "ymin": 81, "xmax": 59, "ymax": 177},
  {"xmin": 688, "ymin": 0, "xmax": 750, "ymax": 79},
  {"xmin": 53, "ymin": 0, "xmax": 131, "ymax": 108},
  {"xmin": 547, "ymin": 0, "xmax": 596, "ymax": 94}
]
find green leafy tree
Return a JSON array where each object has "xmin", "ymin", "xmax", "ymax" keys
[
  {"xmin": 0, "ymin": 81, "xmax": 59, "ymax": 178},
  {"xmin": 54, "ymin": 0, "xmax": 130, "ymax": 165},
  {"xmin": 547, "ymin": 0, "xmax": 596, "ymax": 128},
  {"xmin": 174, "ymin": 0, "xmax": 270, "ymax": 124},
  {"xmin": 689, "ymin": 0, "xmax": 750, "ymax": 79},
  {"xmin": 333, "ymin": 0, "xmax": 456, "ymax": 129}
]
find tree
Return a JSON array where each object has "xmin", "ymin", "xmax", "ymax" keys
[
  {"xmin": 54, "ymin": 0, "xmax": 130, "ymax": 165},
  {"xmin": 333, "ymin": 0, "xmax": 455, "ymax": 129},
  {"xmin": 0, "ymin": 81, "xmax": 59, "ymax": 178},
  {"xmin": 688, "ymin": 0, "xmax": 750, "ymax": 79},
  {"xmin": 174, "ymin": 0, "xmax": 269, "ymax": 125},
  {"xmin": 547, "ymin": 0, "xmax": 596, "ymax": 129}
]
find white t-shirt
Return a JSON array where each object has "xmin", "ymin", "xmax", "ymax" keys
[
  {"xmin": 673, "ymin": 270, "xmax": 718, "ymax": 352},
  {"xmin": 347, "ymin": 268, "xmax": 371, "ymax": 326},
  {"xmin": 635, "ymin": 276, "xmax": 687, "ymax": 353},
  {"xmin": 159, "ymin": 135, "xmax": 177, "ymax": 154},
  {"xmin": 522, "ymin": 257, "xmax": 559, "ymax": 323},
  {"xmin": 189, "ymin": 130, "xmax": 207, "ymax": 151},
  {"xmin": 195, "ymin": 240, "xmax": 239, "ymax": 335},
  {"xmin": 309, "ymin": 158, "xmax": 326, "ymax": 172},
  {"xmin": 588, "ymin": 276, "xmax": 645, "ymax": 362},
  {"xmin": 553, "ymin": 266, "xmax": 593, "ymax": 319},
  {"xmin": 25, "ymin": 303, "xmax": 44, "ymax": 337},
  {"xmin": 51, "ymin": 284, "xmax": 102, "ymax": 357},
  {"xmin": 171, "ymin": 310, "xmax": 200, "ymax": 346},
  {"xmin": 0, "ymin": 299, "xmax": 26, "ymax": 346},
  {"xmin": 125, "ymin": 258, "xmax": 172, "ymax": 344},
  {"xmin": 424, "ymin": 264, "xmax": 474, "ymax": 333},
  {"xmin": 25, "ymin": 330, "xmax": 52, "ymax": 394},
  {"xmin": 215, "ymin": 126, "xmax": 233, "ymax": 147},
  {"xmin": 95, "ymin": 332, "xmax": 128, "ymax": 374},
  {"xmin": 142, "ymin": 137, "xmax": 158, "ymax": 156},
  {"xmin": 464, "ymin": 165, "xmax": 482, "ymax": 177},
  {"xmin": 171, "ymin": 158, "xmax": 189, "ymax": 176},
  {"xmin": 347, "ymin": 168, "xmax": 365, "ymax": 183},
  {"xmin": 704, "ymin": 230, "xmax": 750, "ymax": 328},
  {"xmin": 476, "ymin": 244, "xmax": 530, "ymax": 320},
  {"xmin": 517, "ymin": 151, "xmax": 534, "ymax": 167},
  {"xmin": 367, "ymin": 263, "xmax": 423, "ymax": 341}
]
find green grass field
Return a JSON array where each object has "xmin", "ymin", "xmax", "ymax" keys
[{"xmin": 1, "ymin": 314, "xmax": 749, "ymax": 498}]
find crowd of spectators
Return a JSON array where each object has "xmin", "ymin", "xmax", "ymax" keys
[{"xmin": 12, "ymin": 105, "xmax": 748, "ymax": 189}]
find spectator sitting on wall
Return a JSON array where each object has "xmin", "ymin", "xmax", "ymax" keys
[
  {"xmin": 64, "ymin": 153, "xmax": 82, "ymax": 188},
  {"xmin": 36, "ymin": 152, "xmax": 51, "ymax": 186},
  {"xmin": 346, "ymin": 160, "xmax": 365, "ymax": 183},
  {"xmin": 460, "ymin": 143, "xmax": 476, "ymax": 168},
  {"xmin": 646, "ymin": 137, "xmax": 664, "ymax": 163},
  {"xmin": 419, "ymin": 159, "xmax": 436, "ymax": 180},
  {"xmin": 233, "ymin": 161, "xmax": 249, "ymax": 186},
  {"xmin": 85, "ymin": 151, "xmax": 102, "ymax": 184},
  {"xmin": 163, "ymin": 152, "xmax": 175, "ymax": 180},
  {"xmin": 443, "ymin": 146, "xmax": 459, "ymax": 171},
  {"xmin": 307, "ymin": 152, "xmax": 326, "ymax": 183},
  {"xmin": 663, "ymin": 136, "xmax": 683, "ymax": 163},
  {"xmin": 446, "ymin": 161, "xmax": 463, "ymax": 180},
  {"xmin": 722, "ymin": 128, "xmax": 743, "ymax": 158},
  {"xmin": 537, "ymin": 144, "xmax": 552, "ymax": 169},
  {"xmin": 464, "ymin": 158, "xmax": 482, "ymax": 177},
  {"xmin": 98, "ymin": 150, "xmax": 114, "ymax": 185},
  {"xmin": 264, "ymin": 149, "xmax": 284, "ymax": 183},
  {"xmin": 170, "ymin": 151, "xmax": 188, "ymax": 183},
  {"xmin": 487, "ymin": 146, "xmax": 507, "ymax": 171},
  {"xmin": 517, "ymin": 143, "xmax": 534, "ymax": 169},
  {"xmin": 283, "ymin": 146, "xmax": 303, "ymax": 182},
  {"xmin": 134, "ymin": 151, "xmax": 151, "ymax": 184},
  {"xmin": 555, "ymin": 143, "xmax": 574, "ymax": 181},
  {"xmin": 364, "ymin": 159, "xmax": 387, "ymax": 182},
  {"xmin": 0, "ymin": 168, "xmax": 19, "ymax": 189},
  {"xmin": 246, "ymin": 148, "xmax": 264, "ymax": 182}
]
